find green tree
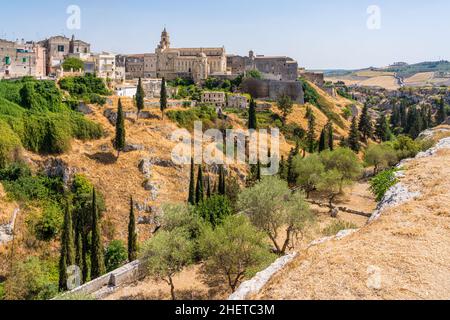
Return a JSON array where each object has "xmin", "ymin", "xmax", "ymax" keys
[
  {"xmin": 248, "ymin": 97, "xmax": 258, "ymax": 130},
  {"xmin": 436, "ymin": 97, "xmax": 447, "ymax": 124},
  {"xmin": 90, "ymin": 189, "xmax": 105, "ymax": 279},
  {"xmin": 114, "ymin": 99, "xmax": 126, "ymax": 158},
  {"xmin": 316, "ymin": 169, "xmax": 345, "ymax": 211},
  {"xmin": 238, "ymin": 176, "xmax": 314, "ymax": 255},
  {"xmin": 364, "ymin": 144, "xmax": 398, "ymax": 175},
  {"xmin": 58, "ymin": 201, "xmax": 75, "ymax": 291},
  {"xmin": 128, "ymin": 197, "xmax": 138, "ymax": 262},
  {"xmin": 306, "ymin": 107, "xmax": 316, "ymax": 153},
  {"xmin": 194, "ymin": 195, "xmax": 232, "ymax": 228},
  {"xmin": 320, "ymin": 148, "xmax": 363, "ymax": 192},
  {"xmin": 318, "ymin": 128, "xmax": 326, "ymax": 153},
  {"xmin": 277, "ymin": 94, "xmax": 294, "ymax": 125},
  {"xmin": 62, "ymin": 57, "xmax": 84, "ymax": 72},
  {"xmin": 199, "ymin": 215, "xmax": 275, "ymax": 293},
  {"xmin": 160, "ymin": 77, "xmax": 168, "ymax": 119},
  {"xmin": 218, "ymin": 165, "xmax": 226, "ymax": 196},
  {"xmin": 328, "ymin": 122, "xmax": 334, "ymax": 151},
  {"xmin": 358, "ymin": 103, "xmax": 373, "ymax": 142},
  {"xmin": 135, "ymin": 77, "xmax": 145, "ymax": 119},
  {"xmin": 195, "ymin": 165, "xmax": 204, "ymax": 205},
  {"xmin": 375, "ymin": 113, "xmax": 392, "ymax": 142},
  {"xmin": 141, "ymin": 228, "xmax": 194, "ymax": 300},
  {"xmin": 105, "ymin": 240, "xmax": 128, "ymax": 272},
  {"xmin": 348, "ymin": 117, "xmax": 361, "ymax": 153},
  {"xmin": 188, "ymin": 158, "xmax": 196, "ymax": 205},
  {"xmin": 293, "ymin": 154, "xmax": 325, "ymax": 198}
]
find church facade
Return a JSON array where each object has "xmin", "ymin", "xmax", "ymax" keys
[{"xmin": 153, "ymin": 28, "xmax": 227, "ymax": 83}]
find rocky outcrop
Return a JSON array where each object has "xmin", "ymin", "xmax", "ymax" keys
[
  {"xmin": 42, "ymin": 158, "xmax": 78, "ymax": 187},
  {"xmin": 0, "ymin": 208, "xmax": 19, "ymax": 245}
]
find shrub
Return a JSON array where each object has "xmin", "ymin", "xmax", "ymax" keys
[
  {"xmin": 166, "ymin": 105, "xmax": 218, "ymax": 130},
  {"xmin": 3, "ymin": 257, "xmax": 59, "ymax": 300},
  {"xmin": 370, "ymin": 168, "xmax": 399, "ymax": 202},
  {"xmin": 62, "ymin": 57, "xmax": 84, "ymax": 72},
  {"xmin": 34, "ymin": 202, "xmax": 64, "ymax": 241},
  {"xmin": 0, "ymin": 119, "xmax": 22, "ymax": 168},
  {"xmin": 194, "ymin": 195, "xmax": 232, "ymax": 228},
  {"xmin": 104, "ymin": 240, "xmax": 128, "ymax": 272},
  {"xmin": 160, "ymin": 204, "xmax": 203, "ymax": 240},
  {"xmin": 364, "ymin": 143, "xmax": 398, "ymax": 174},
  {"xmin": 389, "ymin": 135, "xmax": 420, "ymax": 160},
  {"xmin": 0, "ymin": 282, "xmax": 4, "ymax": 300},
  {"xmin": 322, "ymin": 220, "xmax": 358, "ymax": 236}
]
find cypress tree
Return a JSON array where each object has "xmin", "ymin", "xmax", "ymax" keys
[
  {"xmin": 358, "ymin": 103, "xmax": 373, "ymax": 142},
  {"xmin": 318, "ymin": 128, "xmax": 326, "ymax": 153},
  {"xmin": 400, "ymin": 104, "xmax": 408, "ymax": 129},
  {"xmin": 287, "ymin": 147, "xmax": 298, "ymax": 185},
  {"xmin": 206, "ymin": 175, "xmax": 212, "ymax": 198},
  {"xmin": 436, "ymin": 97, "xmax": 447, "ymax": 124},
  {"xmin": 279, "ymin": 156, "xmax": 286, "ymax": 180},
  {"xmin": 195, "ymin": 165, "xmax": 204, "ymax": 204},
  {"xmin": 328, "ymin": 122, "xmax": 334, "ymax": 151},
  {"xmin": 114, "ymin": 99, "xmax": 126, "ymax": 158},
  {"xmin": 128, "ymin": 197, "xmax": 138, "ymax": 262},
  {"xmin": 248, "ymin": 97, "xmax": 257, "ymax": 130},
  {"xmin": 218, "ymin": 165, "xmax": 226, "ymax": 196},
  {"xmin": 75, "ymin": 222, "xmax": 83, "ymax": 278},
  {"xmin": 188, "ymin": 158, "xmax": 195, "ymax": 205},
  {"xmin": 390, "ymin": 105, "xmax": 400, "ymax": 128},
  {"xmin": 306, "ymin": 109, "xmax": 316, "ymax": 153},
  {"xmin": 256, "ymin": 160, "xmax": 261, "ymax": 181},
  {"xmin": 375, "ymin": 113, "xmax": 391, "ymax": 142},
  {"xmin": 90, "ymin": 188, "xmax": 105, "ymax": 279},
  {"xmin": 160, "ymin": 77, "xmax": 168, "ymax": 120},
  {"xmin": 348, "ymin": 117, "xmax": 361, "ymax": 153},
  {"xmin": 135, "ymin": 77, "xmax": 145, "ymax": 119},
  {"xmin": 59, "ymin": 201, "xmax": 75, "ymax": 291},
  {"xmin": 426, "ymin": 106, "xmax": 433, "ymax": 128}
]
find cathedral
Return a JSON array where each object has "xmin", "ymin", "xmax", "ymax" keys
[{"xmin": 154, "ymin": 28, "xmax": 227, "ymax": 83}]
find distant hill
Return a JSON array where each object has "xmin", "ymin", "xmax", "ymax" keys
[
  {"xmin": 323, "ymin": 60, "xmax": 450, "ymax": 90},
  {"xmin": 385, "ymin": 60, "xmax": 450, "ymax": 78}
]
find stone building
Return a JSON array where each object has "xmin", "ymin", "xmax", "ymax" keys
[
  {"xmin": 299, "ymin": 70, "xmax": 324, "ymax": 87},
  {"xmin": 154, "ymin": 28, "xmax": 227, "ymax": 83},
  {"xmin": 227, "ymin": 94, "xmax": 249, "ymax": 109},
  {"xmin": 125, "ymin": 54, "xmax": 145, "ymax": 79},
  {"xmin": 0, "ymin": 39, "xmax": 46, "ymax": 79},
  {"xmin": 201, "ymin": 91, "xmax": 226, "ymax": 107},
  {"xmin": 39, "ymin": 35, "xmax": 90, "ymax": 75},
  {"xmin": 227, "ymin": 50, "xmax": 298, "ymax": 81}
]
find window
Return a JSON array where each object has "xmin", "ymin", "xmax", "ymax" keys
[{"xmin": 58, "ymin": 45, "xmax": 65, "ymax": 52}]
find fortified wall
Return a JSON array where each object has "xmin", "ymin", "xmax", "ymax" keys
[{"xmin": 240, "ymin": 78, "xmax": 305, "ymax": 104}]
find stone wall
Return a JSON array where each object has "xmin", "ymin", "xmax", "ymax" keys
[
  {"xmin": 60, "ymin": 260, "xmax": 147, "ymax": 299},
  {"xmin": 299, "ymin": 71, "xmax": 325, "ymax": 87},
  {"xmin": 240, "ymin": 78, "xmax": 304, "ymax": 104}
]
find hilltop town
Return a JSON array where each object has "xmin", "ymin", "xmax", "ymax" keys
[{"xmin": 1, "ymin": 26, "xmax": 450, "ymax": 303}]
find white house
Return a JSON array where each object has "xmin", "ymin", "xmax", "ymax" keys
[
  {"xmin": 115, "ymin": 84, "xmax": 137, "ymax": 97},
  {"xmin": 94, "ymin": 52, "xmax": 117, "ymax": 80}
]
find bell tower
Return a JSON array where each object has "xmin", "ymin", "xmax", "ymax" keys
[{"xmin": 158, "ymin": 28, "xmax": 170, "ymax": 50}]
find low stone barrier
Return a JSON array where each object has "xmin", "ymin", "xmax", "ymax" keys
[{"xmin": 59, "ymin": 260, "xmax": 147, "ymax": 299}]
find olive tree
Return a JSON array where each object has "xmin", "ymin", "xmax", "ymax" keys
[
  {"xmin": 140, "ymin": 228, "xmax": 194, "ymax": 300},
  {"xmin": 316, "ymin": 169, "xmax": 346, "ymax": 212},
  {"xmin": 320, "ymin": 148, "xmax": 363, "ymax": 192},
  {"xmin": 364, "ymin": 144, "xmax": 398, "ymax": 175},
  {"xmin": 238, "ymin": 176, "xmax": 314, "ymax": 255},
  {"xmin": 293, "ymin": 154, "xmax": 325, "ymax": 198},
  {"xmin": 199, "ymin": 215, "xmax": 275, "ymax": 293}
]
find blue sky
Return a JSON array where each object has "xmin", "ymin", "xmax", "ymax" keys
[{"xmin": 1, "ymin": 0, "xmax": 450, "ymax": 69}]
